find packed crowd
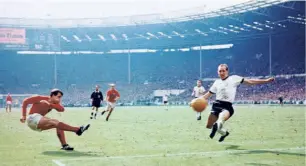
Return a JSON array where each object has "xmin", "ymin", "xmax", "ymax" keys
[
  {"xmin": 0, "ymin": 35, "xmax": 304, "ymax": 105},
  {"xmin": 1, "ymin": 76, "xmax": 304, "ymax": 106}
]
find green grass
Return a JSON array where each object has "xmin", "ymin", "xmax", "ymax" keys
[{"xmin": 0, "ymin": 106, "xmax": 305, "ymax": 166}]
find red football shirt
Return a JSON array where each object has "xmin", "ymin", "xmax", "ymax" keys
[
  {"xmin": 22, "ymin": 96, "xmax": 64, "ymax": 116},
  {"xmin": 106, "ymin": 89, "xmax": 120, "ymax": 103},
  {"xmin": 6, "ymin": 95, "xmax": 12, "ymax": 102}
]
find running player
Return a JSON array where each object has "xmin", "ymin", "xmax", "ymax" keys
[
  {"xmin": 90, "ymin": 85, "xmax": 103, "ymax": 119},
  {"xmin": 191, "ymin": 80, "xmax": 206, "ymax": 120},
  {"xmin": 6, "ymin": 93, "xmax": 12, "ymax": 113},
  {"xmin": 202, "ymin": 64, "xmax": 274, "ymax": 142},
  {"xmin": 20, "ymin": 89, "xmax": 90, "ymax": 150},
  {"xmin": 101, "ymin": 84, "xmax": 120, "ymax": 121}
]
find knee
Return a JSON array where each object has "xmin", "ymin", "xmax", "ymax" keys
[{"xmin": 51, "ymin": 119, "xmax": 60, "ymax": 128}]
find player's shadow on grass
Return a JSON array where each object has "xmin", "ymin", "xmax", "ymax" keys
[
  {"xmin": 224, "ymin": 145, "xmax": 244, "ymax": 150},
  {"xmin": 245, "ymin": 163, "xmax": 272, "ymax": 166},
  {"xmin": 42, "ymin": 151, "xmax": 101, "ymax": 157},
  {"xmin": 236, "ymin": 150, "xmax": 305, "ymax": 157}
]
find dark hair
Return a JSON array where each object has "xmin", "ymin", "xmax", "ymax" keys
[{"xmin": 50, "ymin": 89, "xmax": 63, "ymax": 97}]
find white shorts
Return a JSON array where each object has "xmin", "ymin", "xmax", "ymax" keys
[
  {"xmin": 27, "ymin": 113, "xmax": 43, "ymax": 132},
  {"xmin": 106, "ymin": 102, "xmax": 116, "ymax": 110},
  {"xmin": 6, "ymin": 101, "xmax": 12, "ymax": 105}
]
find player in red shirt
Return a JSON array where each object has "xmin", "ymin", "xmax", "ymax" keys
[
  {"xmin": 101, "ymin": 84, "xmax": 120, "ymax": 121},
  {"xmin": 20, "ymin": 89, "xmax": 90, "ymax": 151},
  {"xmin": 6, "ymin": 93, "xmax": 12, "ymax": 113}
]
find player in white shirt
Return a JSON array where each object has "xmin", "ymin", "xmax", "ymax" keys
[
  {"xmin": 202, "ymin": 64, "xmax": 275, "ymax": 142},
  {"xmin": 163, "ymin": 95, "xmax": 169, "ymax": 110},
  {"xmin": 191, "ymin": 80, "xmax": 206, "ymax": 120}
]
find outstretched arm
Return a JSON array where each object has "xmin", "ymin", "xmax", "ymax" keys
[
  {"xmin": 191, "ymin": 89, "xmax": 195, "ymax": 97},
  {"xmin": 51, "ymin": 103, "xmax": 65, "ymax": 112},
  {"xmin": 202, "ymin": 91, "xmax": 214, "ymax": 100},
  {"xmin": 40, "ymin": 100, "xmax": 64, "ymax": 112},
  {"xmin": 201, "ymin": 81, "xmax": 217, "ymax": 100},
  {"xmin": 243, "ymin": 77, "xmax": 275, "ymax": 85}
]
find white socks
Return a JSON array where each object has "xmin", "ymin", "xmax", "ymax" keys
[
  {"xmin": 216, "ymin": 111, "xmax": 227, "ymax": 136},
  {"xmin": 196, "ymin": 112, "xmax": 201, "ymax": 118},
  {"xmin": 218, "ymin": 128, "xmax": 228, "ymax": 136}
]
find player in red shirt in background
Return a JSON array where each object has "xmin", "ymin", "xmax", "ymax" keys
[
  {"xmin": 6, "ymin": 93, "xmax": 12, "ymax": 113},
  {"xmin": 20, "ymin": 89, "xmax": 90, "ymax": 151},
  {"xmin": 101, "ymin": 84, "xmax": 120, "ymax": 121}
]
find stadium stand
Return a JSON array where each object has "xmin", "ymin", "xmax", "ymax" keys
[{"xmin": 0, "ymin": 0, "xmax": 304, "ymax": 106}]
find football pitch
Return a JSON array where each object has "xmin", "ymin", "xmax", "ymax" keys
[{"xmin": 0, "ymin": 105, "xmax": 305, "ymax": 166}]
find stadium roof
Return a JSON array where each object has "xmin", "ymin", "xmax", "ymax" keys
[
  {"xmin": 0, "ymin": 0, "xmax": 290, "ymax": 27},
  {"xmin": 53, "ymin": 1, "xmax": 304, "ymax": 50}
]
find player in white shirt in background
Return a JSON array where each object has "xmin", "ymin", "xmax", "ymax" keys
[
  {"xmin": 163, "ymin": 95, "xmax": 169, "ymax": 110},
  {"xmin": 191, "ymin": 80, "xmax": 206, "ymax": 120},
  {"xmin": 202, "ymin": 64, "xmax": 275, "ymax": 142}
]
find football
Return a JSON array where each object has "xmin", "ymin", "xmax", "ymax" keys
[{"xmin": 190, "ymin": 98, "xmax": 208, "ymax": 112}]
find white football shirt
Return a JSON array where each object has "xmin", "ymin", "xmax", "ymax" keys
[
  {"xmin": 163, "ymin": 95, "xmax": 168, "ymax": 102},
  {"xmin": 209, "ymin": 75, "xmax": 244, "ymax": 103},
  {"xmin": 193, "ymin": 86, "xmax": 206, "ymax": 98}
]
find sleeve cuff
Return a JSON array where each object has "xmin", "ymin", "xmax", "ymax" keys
[
  {"xmin": 209, "ymin": 91, "xmax": 215, "ymax": 94},
  {"xmin": 240, "ymin": 78, "xmax": 244, "ymax": 84}
]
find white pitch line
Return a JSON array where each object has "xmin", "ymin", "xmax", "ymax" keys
[
  {"xmin": 52, "ymin": 159, "xmax": 66, "ymax": 166},
  {"xmin": 54, "ymin": 147, "xmax": 305, "ymax": 162}
]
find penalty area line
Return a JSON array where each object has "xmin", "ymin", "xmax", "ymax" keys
[
  {"xmin": 52, "ymin": 159, "xmax": 65, "ymax": 166},
  {"xmin": 53, "ymin": 147, "xmax": 305, "ymax": 163}
]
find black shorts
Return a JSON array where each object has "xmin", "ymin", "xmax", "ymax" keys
[
  {"xmin": 211, "ymin": 100, "xmax": 234, "ymax": 118},
  {"xmin": 92, "ymin": 101, "xmax": 101, "ymax": 108},
  {"xmin": 164, "ymin": 101, "xmax": 168, "ymax": 104}
]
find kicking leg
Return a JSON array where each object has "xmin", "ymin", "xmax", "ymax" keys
[
  {"xmin": 216, "ymin": 110, "xmax": 231, "ymax": 142},
  {"xmin": 38, "ymin": 117, "xmax": 78, "ymax": 131},
  {"xmin": 216, "ymin": 110, "xmax": 231, "ymax": 130},
  {"xmin": 218, "ymin": 128, "xmax": 230, "ymax": 142},
  {"xmin": 37, "ymin": 117, "xmax": 90, "ymax": 136}
]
